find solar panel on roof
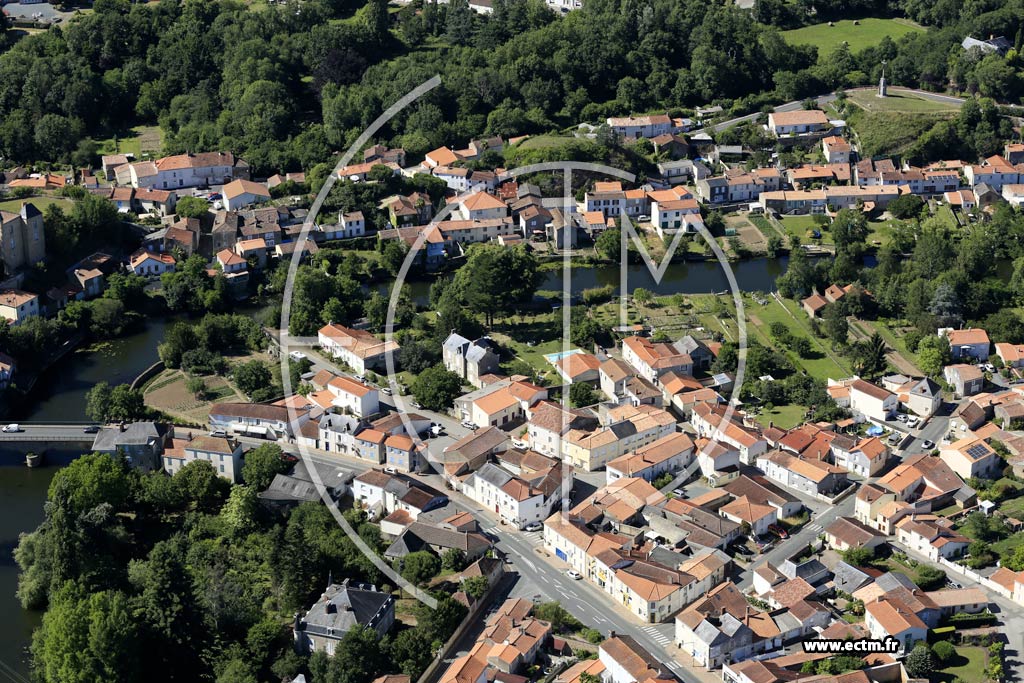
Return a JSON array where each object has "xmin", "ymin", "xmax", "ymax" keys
[{"xmin": 966, "ymin": 443, "xmax": 990, "ymax": 460}]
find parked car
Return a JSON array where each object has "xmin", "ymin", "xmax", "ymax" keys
[
  {"xmin": 921, "ymin": 439, "xmax": 935, "ymax": 450},
  {"xmin": 672, "ymin": 488, "xmax": 686, "ymax": 497},
  {"xmin": 511, "ymin": 439, "xmax": 528, "ymax": 449},
  {"xmin": 209, "ymin": 429, "xmax": 227, "ymax": 437},
  {"xmin": 906, "ymin": 416, "xmax": 920, "ymax": 428},
  {"xmin": 381, "ymin": 387, "xmax": 393, "ymax": 396},
  {"xmin": 2, "ymin": 424, "xmax": 21, "ymax": 433},
  {"xmin": 288, "ymin": 351, "xmax": 307, "ymax": 361},
  {"xmin": 82, "ymin": 425, "xmax": 100, "ymax": 434},
  {"xmin": 460, "ymin": 420, "xmax": 477, "ymax": 430},
  {"xmin": 411, "ymin": 401, "xmax": 423, "ymax": 409},
  {"xmin": 769, "ymin": 524, "xmax": 789, "ymax": 539},
  {"xmin": 524, "ymin": 522, "xmax": 543, "ymax": 532},
  {"xmin": 888, "ymin": 432, "xmax": 902, "ymax": 445},
  {"xmin": 430, "ymin": 424, "xmax": 446, "ymax": 437},
  {"xmin": 896, "ymin": 414, "xmax": 908, "ymax": 423},
  {"xmin": 566, "ymin": 570, "xmax": 583, "ymax": 580},
  {"xmin": 731, "ymin": 543, "xmax": 754, "ymax": 557}
]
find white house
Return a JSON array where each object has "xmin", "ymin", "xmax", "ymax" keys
[
  {"xmin": 120, "ymin": 152, "xmax": 247, "ymax": 190},
  {"xmin": 464, "ymin": 462, "xmax": 560, "ymax": 529},
  {"xmin": 941, "ymin": 327, "xmax": 991, "ymax": 361},
  {"xmin": 162, "ymin": 435, "xmax": 245, "ymax": 482},
  {"xmin": 766, "ymin": 110, "xmax": 830, "ymax": 137},
  {"xmin": 864, "ymin": 596, "xmax": 928, "ymax": 654},
  {"xmin": 605, "ymin": 432, "xmax": 694, "ymax": 483},
  {"xmin": 326, "ymin": 375, "xmax": 380, "ymax": 418},
  {"xmin": 605, "ymin": 115, "xmax": 673, "ymax": 140},
  {"xmin": 208, "ymin": 402, "xmax": 311, "ymax": 439},
  {"xmin": 323, "ymin": 211, "xmax": 366, "ymax": 240},
  {"xmin": 621, "ymin": 335, "xmax": 693, "ymax": 383},
  {"xmin": 847, "ymin": 379, "xmax": 898, "ymax": 422},
  {"xmin": 0, "ymin": 289, "xmax": 39, "ymax": 325},
  {"xmin": 459, "ymin": 192, "xmax": 508, "ymax": 221},
  {"xmin": 222, "ymin": 179, "xmax": 271, "ymax": 211},
  {"xmin": 128, "ymin": 250, "xmax": 176, "ymax": 278},
  {"xmin": 318, "ymin": 323, "xmax": 400, "ymax": 375}
]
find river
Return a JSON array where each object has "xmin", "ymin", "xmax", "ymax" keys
[
  {"xmin": 0, "ymin": 317, "xmax": 171, "ymax": 680},
  {"xmin": 379, "ymin": 256, "xmax": 792, "ymax": 306}
]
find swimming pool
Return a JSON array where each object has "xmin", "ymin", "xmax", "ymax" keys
[{"xmin": 543, "ymin": 348, "xmax": 584, "ymax": 364}]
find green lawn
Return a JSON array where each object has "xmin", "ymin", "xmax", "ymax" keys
[
  {"xmin": 934, "ymin": 646, "xmax": 987, "ymax": 683},
  {"xmin": 744, "ymin": 295, "xmax": 852, "ymax": 382},
  {"xmin": 865, "ymin": 218, "xmax": 899, "ymax": 246},
  {"xmin": 515, "ymin": 135, "xmax": 574, "ymax": 151},
  {"xmin": 998, "ymin": 495, "xmax": 1024, "ymax": 519},
  {"xmin": 779, "ymin": 215, "xmax": 829, "ymax": 244},
  {"xmin": 782, "ymin": 18, "xmax": 924, "ymax": 58},
  {"xmin": 95, "ymin": 125, "xmax": 163, "ymax": 159},
  {"xmin": 845, "ymin": 108, "xmax": 952, "ymax": 159},
  {"xmin": 935, "ymin": 203, "xmax": 960, "ymax": 230},
  {"xmin": 759, "ymin": 403, "xmax": 809, "ymax": 430},
  {"xmin": 0, "ymin": 196, "xmax": 74, "ymax": 214},
  {"xmin": 847, "ymin": 88, "xmax": 962, "ymax": 114}
]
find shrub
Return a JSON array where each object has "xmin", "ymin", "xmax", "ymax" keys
[{"xmin": 931, "ymin": 640, "xmax": 955, "ymax": 663}]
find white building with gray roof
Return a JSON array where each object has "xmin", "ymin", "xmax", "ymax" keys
[
  {"xmin": 294, "ymin": 580, "xmax": 395, "ymax": 655},
  {"xmin": 442, "ymin": 333, "xmax": 501, "ymax": 389}
]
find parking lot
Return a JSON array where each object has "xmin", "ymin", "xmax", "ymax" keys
[{"xmin": 1, "ymin": 1, "xmax": 76, "ymax": 23}]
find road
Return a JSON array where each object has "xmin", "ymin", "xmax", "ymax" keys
[
  {"xmin": 737, "ymin": 491, "xmax": 856, "ymax": 590},
  {"xmin": 0, "ymin": 423, "xmax": 98, "ymax": 443},
  {"xmin": 692, "ymin": 86, "xmax": 966, "ymax": 135},
  {"xmin": 433, "ymin": 488, "xmax": 700, "ymax": 683}
]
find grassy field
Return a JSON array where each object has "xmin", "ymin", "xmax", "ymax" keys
[
  {"xmin": 778, "ymin": 215, "xmax": 828, "ymax": 244},
  {"xmin": 515, "ymin": 135, "xmax": 574, "ymax": 151},
  {"xmin": 847, "ymin": 88, "xmax": 962, "ymax": 114},
  {"xmin": 743, "ymin": 295, "xmax": 852, "ymax": 382},
  {"xmin": 934, "ymin": 646, "xmax": 987, "ymax": 683},
  {"xmin": 782, "ymin": 18, "xmax": 923, "ymax": 57},
  {"xmin": 758, "ymin": 403, "xmax": 810, "ymax": 430},
  {"xmin": 95, "ymin": 125, "xmax": 163, "ymax": 159},
  {"xmin": 846, "ymin": 109, "xmax": 951, "ymax": 159},
  {"xmin": 0, "ymin": 196, "xmax": 74, "ymax": 214}
]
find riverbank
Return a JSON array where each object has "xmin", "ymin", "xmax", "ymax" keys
[{"xmin": 0, "ymin": 451, "xmax": 73, "ymax": 680}]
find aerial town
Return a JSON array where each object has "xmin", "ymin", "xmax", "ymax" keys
[{"xmin": 3, "ymin": 0, "xmax": 1024, "ymax": 682}]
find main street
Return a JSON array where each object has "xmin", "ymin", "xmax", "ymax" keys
[{"xmin": 436, "ymin": 491, "xmax": 702, "ymax": 683}]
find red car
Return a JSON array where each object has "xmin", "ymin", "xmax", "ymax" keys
[{"xmin": 769, "ymin": 524, "xmax": 789, "ymax": 539}]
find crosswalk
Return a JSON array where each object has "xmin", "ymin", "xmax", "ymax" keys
[
  {"xmin": 642, "ymin": 625, "xmax": 672, "ymax": 646},
  {"xmin": 805, "ymin": 522, "xmax": 822, "ymax": 533},
  {"xmin": 486, "ymin": 525, "xmax": 545, "ymax": 547}
]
